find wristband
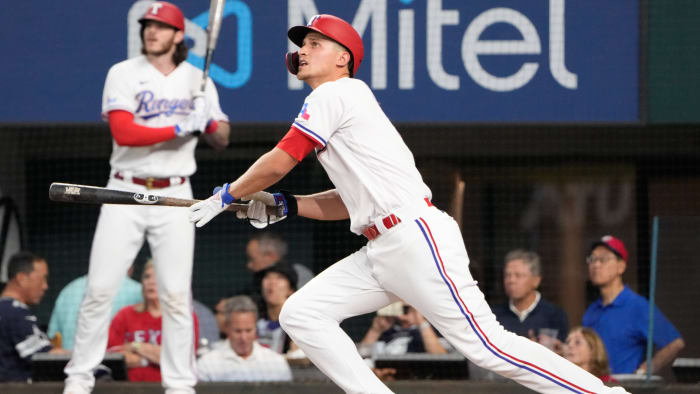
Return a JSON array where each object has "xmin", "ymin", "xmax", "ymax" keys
[
  {"xmin": 279, "ymin": 190, "xmax": 298, "ymax": 217},
  {"xmin": 205, "ymin": 119, "xmax": 218, "ymax": 134},
  {"xmin": 219, "ymin": 183, "xmax": 236, "ymax": 206}
]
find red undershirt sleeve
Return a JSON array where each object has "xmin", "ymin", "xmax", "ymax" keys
[
  {"xmin": 108, "ymin": 110, "xmax": 177, "ymax": 146},
  {"xmin": 276, "ymin": 127, "xmax": 321, "ymax": 162},
  {"xmin": 204, "ymin": 119, "xmax": 218, "ymax": 134}
]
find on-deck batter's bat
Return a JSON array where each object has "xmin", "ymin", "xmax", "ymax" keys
[
  {"xmin": 200, "ymin": 0, "xmax": 225, "ymax": 92},
  {"xmin": 48, "ymin": 182, "xmax": 282, "ymax": 216}
]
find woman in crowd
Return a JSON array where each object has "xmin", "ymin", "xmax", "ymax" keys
[
  {"xmin": 564, "ymin": 326, "xmax": 615, "ymax": 383},
  {"xmin": 256, "ymin": 263, "xmax": 299, "ymax": 355},
  {"xmin": 106, "ymin": 261, "xmax": 199, "ymax": 382}
]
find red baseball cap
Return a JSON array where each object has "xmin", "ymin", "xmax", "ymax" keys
[
  {"xmin": 590, "ymin": 235, "xmax": 628, "ymax": 261},
  {"xmin": 138, "ymin": 1, "xmax": 185, "ymax": 31}
]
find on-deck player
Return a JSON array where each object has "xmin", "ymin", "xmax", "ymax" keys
[
  {"xmin": 64, "ymin": 2, "xmax": 230, "ymax": 394},
  {"xmin": 189, "ymin": 14, "xmax": 628, "ymax": 394}
]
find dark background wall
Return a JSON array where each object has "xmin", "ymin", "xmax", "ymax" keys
[{"xmin": 1, "ymin": 123, "xmax": 698, "ymax": 357}]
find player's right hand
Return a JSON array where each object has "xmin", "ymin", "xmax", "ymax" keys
[
  {"xmin": 235, "ymin": 191, "xmax": 292, "ymax": 229},
  {"xmin": 188, "ymin": 183, "xmax": 235, "ymax": 227}
]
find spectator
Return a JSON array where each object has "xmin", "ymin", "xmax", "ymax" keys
[
  {"xmin": 48, "ymin": 265, "xmax": 142, "ymax": 351},
  {"xmin": 197, "ymin": 295, "xmax": 292, "ymax": 382},
  {"xmin": 257, "ymin": 263, "xmax": 299, "ymax": 354},
  {"xmin": 246, "ymin": 232, "xmax": 313, "ymax": 294},
  {"xmin": 0, "ymin": 251, "xmax": 68, "ymax": 382},
  {"xmin": 106, "ymin": 261, "xmax": 199, "ymax": 382},
  {"xmin": 564, "ymin": 326, "xmax": 615, "ymax": 383},
  {"xmin": 492, "ymin": 250, "xmax": 569, "ymax": 346},
  {"xmin": 192, "ymin": 299, "xmax": 219, "ymax": 354},
  {"xmin": 583, "ymin": 235, "xmax": 684, "ymax": 374},
  {"xmin": 360, "ymin": 301, "xmax": 448, "ymax": 356},
  {"xmin": 214, "ymin": 296, "xmax": 232, "ymax": 343}
]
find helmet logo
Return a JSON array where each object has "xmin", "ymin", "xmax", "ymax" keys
[
  {"xmin": 307, "ymin": 15, "xmax": 320, "ymax": 26},
  {"xmin": 150, "ymin": 3, "xmax": 164, "ymax": 15}
]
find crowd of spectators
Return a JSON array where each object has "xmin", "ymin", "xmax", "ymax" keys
[
  {"xmin": 0, "ymin": 233, "xmax": 686, "ymax": 385},
  {"xmin": 0, "ymin": 231, "xmax": 309, "ymax": 384}
]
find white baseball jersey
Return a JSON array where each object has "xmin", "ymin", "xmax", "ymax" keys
[
  {"xmin": 291, "ymin": 77, "xmax": 431, "ymax": 234},
  {"xmin": 279, "ymin": 78, "xmax": 629, "ymax": 394},
  {"xmin": 102, "ymin": 55, "xmax": 229, "ymax": 177}
]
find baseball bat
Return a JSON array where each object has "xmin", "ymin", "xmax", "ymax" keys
[
  {"xmin": 48, "ymin": 182, "xmax": 281, "ymax": 216},
  {"xmin": 200, "ymin": 0, "xmax": 225, "ymax": 92}
]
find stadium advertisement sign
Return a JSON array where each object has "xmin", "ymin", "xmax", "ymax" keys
[{"xmin": 1, "ymin": 0, "xmax": 638, "ymax": 123}]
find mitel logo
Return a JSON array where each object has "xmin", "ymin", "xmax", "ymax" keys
[
  {"xmin": 288, "ymin": 0, "xmax": 577, "ymax": 92},
  {"xmin": 127, "ymin": 0, "xmax": 252, "ymax": 89},
  {"xmin": 126, "ymin": 0, "xmax": 577, "ymax": 94}
]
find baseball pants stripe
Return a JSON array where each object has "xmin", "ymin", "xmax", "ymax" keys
[{"xmin": 416, "ymin": 216, "xmax": 593, "ymax": 394}]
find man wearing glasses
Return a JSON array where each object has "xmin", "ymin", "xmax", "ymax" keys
[{"xmin": 583, "ymin": 235, "xmax": 684, "ymax": 375}]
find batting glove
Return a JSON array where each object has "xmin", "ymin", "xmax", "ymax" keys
[
  {"xmin": 235, "ymin": 191, "xmax": 297, "ymax": 229},
  {"xmin": 188, "ymin": 183, "xmax": 236, "ymax": 227},
  {"xmin": 175, "ymin": 92, "xmax": 210, "ymax": 137},
  {"xmin": 175, "ymin": 111, "xmax": 208, "ymax": 137},
  {"xmin": 192, "ymin": 91, "xmax": 211, "ymax": 119}
]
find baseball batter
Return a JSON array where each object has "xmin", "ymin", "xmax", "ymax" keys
[
  {"xmin": 189, "ymin": 14, "xmax": 628, "ymax": 394},
  {"xmin": 64, "ymin": 3, "xmax": 229, "ymax": 394}
]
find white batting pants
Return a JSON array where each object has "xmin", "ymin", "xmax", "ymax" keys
[
  {"xmin": 280, "ymin": 203, "xmax": 628, "ymax": 394},
  {"xmin": 64, "ymin": 178, "xmax": 196, "ymax": 394}
]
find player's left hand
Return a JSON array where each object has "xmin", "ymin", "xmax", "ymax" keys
[
  {"xmin": 188, "ymin": 183, "xmax": 235, "ymax": 227},
  {"xmin": 175, "ymin": 111, "xmax": 208, "ymax": 137},
  {"xmin": 235, "ymin": 191, "xmax": 295, "ymax": 228}
]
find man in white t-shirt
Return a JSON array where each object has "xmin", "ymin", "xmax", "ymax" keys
[
  {"xmin": 197, "ymin": 295, "xmax": 292, "ymax": 382},
  {"xmin": 64, "ymin": 3, "xmax": 229, "ymax": 394},
  {"xmin": 189, "ymin": 14, "xmax": 629, "ymax": 394}
]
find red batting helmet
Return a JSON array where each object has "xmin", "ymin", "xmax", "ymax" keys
[
  {"xmin": 286, "ymin": 14, "xmax": 364, "ymax": 77},
  {"xmin": 139, "ymin": 1, "xmax": 185, "ymax": 31}
]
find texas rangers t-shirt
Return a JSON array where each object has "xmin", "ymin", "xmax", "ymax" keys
[
  {"xmin": 101, "ymin": 55, "xmax": 229, "ymax": 178},
  {"xmin": 107, "ymin": 305, "xmax": 200, "ymax": 382},
  {"xmin": 290, "ymin": 77, "xmax": 431, "ymax": 234}
]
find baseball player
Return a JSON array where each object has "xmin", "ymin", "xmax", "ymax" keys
[
  {"xmin": 64, "ymin": 3, "xmax": 229, "ymax": 394},
  {"xmin": 189, "ymin": 14, "xmax": 628, "ymax": 394}
]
